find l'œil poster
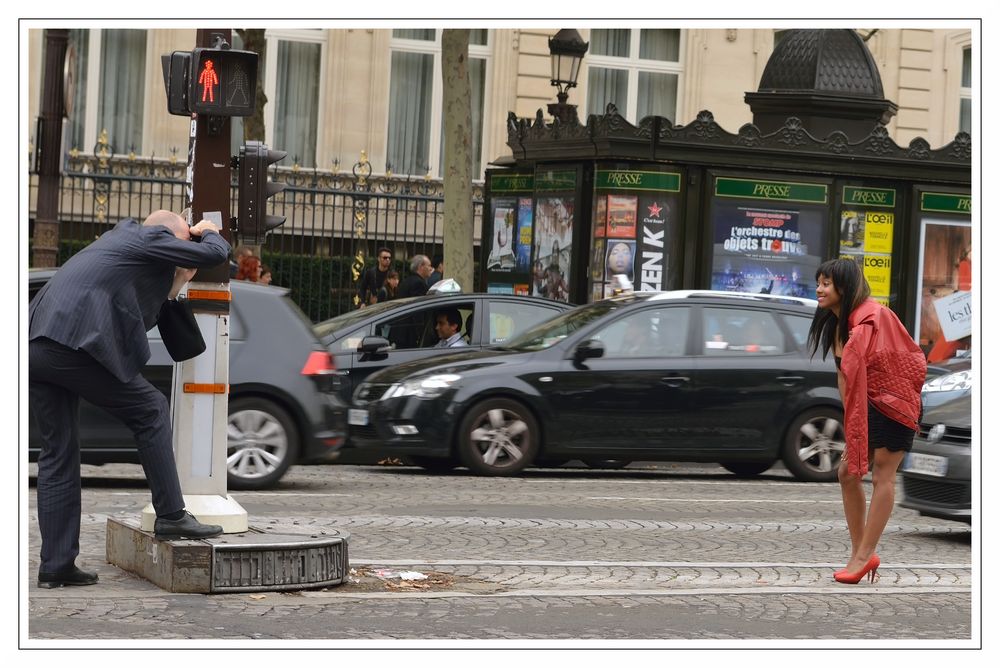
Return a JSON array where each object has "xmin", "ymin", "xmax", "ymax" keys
[{"xmin": 840, "ymin": 209, "xmax": 894, "ymax": 304}]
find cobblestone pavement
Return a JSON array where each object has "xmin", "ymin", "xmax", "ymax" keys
[{"xmin": 24, "ymin": 462, "xmax": 975, "ymax": 643}]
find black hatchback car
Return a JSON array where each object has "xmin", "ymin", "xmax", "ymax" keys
[
  {"xmin": 349, "ymin": 290, "xmax": 845, "ymax": 481},
  {"xmin": 28, "ymin": 269, "xmax": 346, "ymax": 490},
  {"xmin": 313, "ymin": 292, "xmax": 572, "ymax": 406}
]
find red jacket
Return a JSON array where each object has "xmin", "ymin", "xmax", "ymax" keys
[{"xmin": 839, "ymin": 299, "xmax": 926, "ymax": 476}]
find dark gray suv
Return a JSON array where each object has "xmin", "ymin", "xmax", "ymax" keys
[{"xmin": 28, "ymin": 269, "xmax": 346, "ymax": 489}]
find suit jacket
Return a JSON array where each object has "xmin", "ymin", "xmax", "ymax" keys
[
  {"xmin": 29, "ymin": 219, "xmax": 231, "ymax": 382},
  {"xmin": 398, "ymin": 274, "xmax": 429, "ymax": 298}
]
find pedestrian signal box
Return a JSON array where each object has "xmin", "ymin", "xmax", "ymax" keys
[{"xmin": 188, "ymin": 47, "xmax": 257, "ymax": 116}]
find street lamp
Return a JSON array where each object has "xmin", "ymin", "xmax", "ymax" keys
[{"xmin": 547, "ymin": 28, "xmax": 589, "ymax": 124}]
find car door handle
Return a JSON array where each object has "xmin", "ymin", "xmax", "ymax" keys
[
  {"xmin": 333, "ymin": 370, "xmax": 350, "ymax": 376},
  {"xmin": 776, "ymin": 375, "xmax": 804, "ymax": 385},
  {"xmin": 660, "ymin": 375, "xmax": 690, "ymax": 387}
]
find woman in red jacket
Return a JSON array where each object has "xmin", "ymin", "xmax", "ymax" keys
[{"xmin": 808, "ymin": 259, "xmax": 926, "ymax": 584}]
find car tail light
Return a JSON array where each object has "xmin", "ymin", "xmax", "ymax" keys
[{"xmin": 301, "ymin": 351, "xmax": 336, "ymax": 376}]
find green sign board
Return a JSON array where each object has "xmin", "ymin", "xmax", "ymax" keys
[
  {"xmin": 535, "ymin": 170, "xmax": 577, "ymax": 192},
  {"xmin": 842, "ymin": 186, "xmax": 896, "ymax": 208},
  {"xmin": 715, "ymin": 177, "xmax": 828, "ymax": 204},
  {"xmin": 595, "ymin": 170, "xmax": 681, "ymax": 192},
  {"xmin": 490, "ymin": 173, "xmax": 534, "ymax": 193},
  {"xmin": 921, "ymin": 192, "xmax": 972, "ymax": 214}
]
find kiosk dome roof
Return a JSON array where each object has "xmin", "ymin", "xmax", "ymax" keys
[{"xmin": 758, "ymin": 29, "xmax": 884, "ymax": 98}]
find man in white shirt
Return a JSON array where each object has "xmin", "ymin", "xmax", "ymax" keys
[{"xmin": 433, "ymin": 308, "xmax": 468, "ymax": 348}]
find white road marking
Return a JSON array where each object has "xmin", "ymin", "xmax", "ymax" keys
[
  {"xmin": 587, "ymin": 496, "xmax": 841, "ymax": 503},
  {"xmin": 298, "ymin": 586, "xmax": 971, "ymax": 600},
  {"xmin": 350, "ymin": 558, "xmax": 971, "ymax": 569},
  {"xmin": 109, "ymin": 492, "xmax": 356, "ymax": 498}
]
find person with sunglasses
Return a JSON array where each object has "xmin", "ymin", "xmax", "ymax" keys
[{"xmin": 357, "ymin": 247, "xmax": 393, "ymax": 308}]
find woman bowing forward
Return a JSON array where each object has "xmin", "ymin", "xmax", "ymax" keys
[{"xmin": 808, "ymin": 259, "xmax": 926, "ymax": 585}]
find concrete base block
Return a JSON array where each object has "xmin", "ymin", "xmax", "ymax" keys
[
  {"xmin": 140, "ymin": 494, "xmax": 249, "ymax": 533},
  {"xmin": 106, "ymin": 517, "xmax": 350, "ymax": 594}
]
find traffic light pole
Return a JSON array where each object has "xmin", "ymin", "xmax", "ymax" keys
[{"xmin": 140, "ymin": 28, "xmax": 247, "ymax": 533}]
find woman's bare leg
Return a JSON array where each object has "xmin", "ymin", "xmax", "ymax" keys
[
  {"xmin": 838, "ymin": 460, "xmax": 867, "ymax": 565},
  {"xmin": 843, "ymin": 448, "xmax": 905, "ymax": 572}
]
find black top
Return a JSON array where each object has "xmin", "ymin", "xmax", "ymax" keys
[{"xmin": 399, "ymin": 274, "xmax": 429, "ymax": 298}]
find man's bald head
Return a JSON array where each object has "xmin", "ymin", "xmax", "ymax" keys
[{"xmin": 143, "ymin": 210, "xmax": 190, "ymax": 240}]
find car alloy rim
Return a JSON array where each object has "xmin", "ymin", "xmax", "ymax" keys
[
  {"xmin": 227, "ymin": 409, "xmax": 289, "ymax": 479},
  {"xmin": 468, "ymin": 408, "xmax": 530, "ymax": 468},
  {"xmin": 796, "ymin": 416, "xmax": 845, "ymax": 472}
]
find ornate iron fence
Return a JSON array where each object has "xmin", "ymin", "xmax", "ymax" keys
[{"xmin": 28, "ymin": 141, "xmax": 484, "ymax": 322}]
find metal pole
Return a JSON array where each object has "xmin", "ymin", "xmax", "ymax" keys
[
  {"xmin": 33, "ymin": 28, "xmax": 69, "ymax": 268},
  {"xmin": 140, "ymin": 28, "xmax": 248, "ymax": 533}
]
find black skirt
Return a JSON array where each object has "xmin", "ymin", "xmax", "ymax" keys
[{"xmin": 868, "ymin": 402, "xmax": 916, "ymax": 451}]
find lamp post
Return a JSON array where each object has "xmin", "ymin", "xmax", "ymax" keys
[{"xmin": 547, "ymin": 28, "xmax": 589, "ymax": 124}]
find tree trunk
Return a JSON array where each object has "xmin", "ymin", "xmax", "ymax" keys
[
  {"xmin": 440, "ymin": 29, "xmax": 474, "ymax": 292},
  {"xmin": 236, "ymin": 29, "xmax": 267, "ymax": 142}
]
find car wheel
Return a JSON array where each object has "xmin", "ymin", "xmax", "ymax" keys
[
  {"xmin": 781, "ymin": 407, "xmax": 845, "ymax": 482},
  {"xmin": 227, "ymin": 397, "xmax": 299, "ymax": 490},
  {"xmin": 582, "ymin": 459, "xmax": 631, "ymax": 470},
  {"xmin": 408, "ymin": 455, "xmax": 458, "ymax": 473},
  {"xmin": 721, "ymin": 461, "xmax": 773, "ymax": 477},
  {"xmin": 458, "ymin": 398, "xmax": 539, "ymax": 476}
]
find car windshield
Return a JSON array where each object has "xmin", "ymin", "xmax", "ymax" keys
[
  {"xmin": 312, "ymin": 297, "xmax": 421, "ymax": 340},
  {"xmin": 501, "ymin": 295, "xmax": 646, "ymax": 352}
]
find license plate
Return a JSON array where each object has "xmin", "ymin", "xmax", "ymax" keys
[
  {"xmin": 903, "ymin": 452, "xmax": 948, "ymax": 477},
  {"xmin": 348, "ymin": 409, "xmax": 369, "ymax": 426}
]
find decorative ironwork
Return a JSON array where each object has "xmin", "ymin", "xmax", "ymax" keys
[{"xmin": 506, "ymin": 105, "xmax": 971, "ymax": 171}]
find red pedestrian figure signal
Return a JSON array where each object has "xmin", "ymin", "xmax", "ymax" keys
[{"xmin": 198, "ymin": 59, "xmax": 220, "ymax": 103}]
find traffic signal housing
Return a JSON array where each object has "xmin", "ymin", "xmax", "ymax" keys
[
  {"xmin": 237, "ymin": 141, "xmax": 287, "ymax": 245},
  {"xmin": 161, "ymin": 46, "xmax": 257, "ymax": 117}
]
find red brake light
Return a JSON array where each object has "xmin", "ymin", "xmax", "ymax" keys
[{"xmin": 301, "ymin": 351, "xmax": 336, "ymax": 376}]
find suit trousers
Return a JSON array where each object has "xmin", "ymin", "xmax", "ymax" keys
[{"xmin": 29, "ymin": 337, "xmax": 185, "ymax": 572}]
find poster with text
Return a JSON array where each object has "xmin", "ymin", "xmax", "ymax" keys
[
  {"xmin": 711, "ymin": 204, "xmax": 817, "ymax": 297},
  {"xmin": 916, "ymin": 219, "xmax": 972, "ymax": 361},
  {"xmin": 486, "ymin": 198, "xmax": 516, "ymax": 271},
  {"xmin": 591, "ymin": 238, "xmax": 606, "ymax": 280},
  {"xmin": 594, "ymin": 194, "xmax": 607, "ymax": 238},
  {"xmin": 515, "ymin": 197, "xmax": 533, "ymax": 272},
  {"xmin": 607, "ymin": 194, "xmax": 638, "ymax": 238},
  {"xmin": 532, "ymin": 196, "xmax": 574, "ymax": 302},
  {"xmin": 636, "ymin": 196, "xmax": 675, "ymax": 291}
]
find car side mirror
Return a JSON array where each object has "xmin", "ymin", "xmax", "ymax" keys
[
  {"xmin": 574, "ymin": 339, "xmax": 605, "ymax": 362},
  {"xmin": 358, "ymin": 335, "xmax": 392, "ymax": 354}
]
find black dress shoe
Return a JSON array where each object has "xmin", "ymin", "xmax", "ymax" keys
[
  {"xmin": 38, "ymin": 565, "xmax": 99, "ymax": 588},
  {"xmin": 154, "ymin": 511, "xmax": 224, "ymax": 540}
]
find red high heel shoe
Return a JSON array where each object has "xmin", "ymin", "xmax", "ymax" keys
[{"xmin": 834, "ymin": 554, "xmax": 880, "ymax": 584}]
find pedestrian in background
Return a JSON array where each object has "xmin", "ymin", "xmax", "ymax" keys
[
  {"xmin": 235, "ymin": 255, "xmax": 262, "ymax": 282},
  {"xmin": 230, "ymin": 245, "xmax": 253, "ymax": 278},
  {"xmin": 399, "ymin": 254, "xmax": 433, "ymax": 298},
  {"xmin": 357, "ymin": 247, "xmax": 393, "ymax": 307},
  {"xmin": 259, "ymin": 264, "xmax": 273, "ymax": 286},
  {"xmin": 377, "ymin": 269, "xmax": 399, "ymax": 302},
  {"xmin": 427, "ymin": 254, "xmax": 444, "ymax": 287},
  {"xmin": 808, "ymin": 258, "xmax": 926, "ymax": 585},
  {"xmin": 29, "ymin": 210, "xmax": 228, "ymax": 588}
]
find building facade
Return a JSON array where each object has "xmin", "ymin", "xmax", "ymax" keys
[{"xmin": 27, "ymin": 27, "xmax": 972, "ymax": 177}]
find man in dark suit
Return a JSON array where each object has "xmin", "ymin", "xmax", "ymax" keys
[
  {"xmin": 398, "ymin": 254, "xmax": 433, "ymax": 298},
  {"xmin": 28, "ymin": 210, "xmax": 231, "ymax": 588}
]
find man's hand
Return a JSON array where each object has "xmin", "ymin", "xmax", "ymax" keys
[
  {"xmin": 189, "ymin": 219, "xmax": 221, "ymax": 237},
  {"xmin": 169, "ymin": 267, "xmax": 197, "ymax": 299}
]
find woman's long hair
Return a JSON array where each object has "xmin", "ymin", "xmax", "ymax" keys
[
  {"xmin": 807, "ymin": 258, "xmax": 871, "ymax": 359},
  {"xmin": 235, "ymin": 255, "xmax": 261, "ymax": 282}
]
